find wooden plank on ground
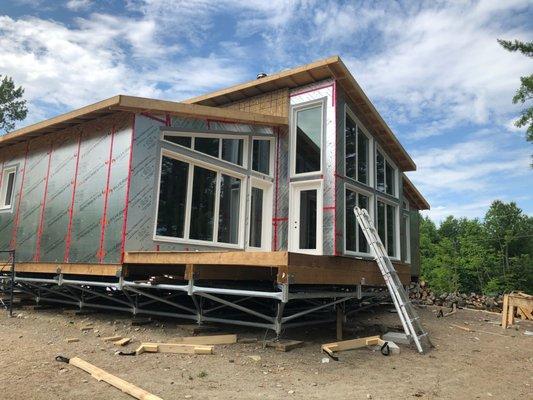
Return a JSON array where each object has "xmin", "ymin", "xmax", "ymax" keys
[
  {"xmin": 135, "ymin": 343, "xmax": 213, "ymax": 355},
  {"xmin": 171, "ymin": 334, "xmax": 237, "ymax": 345},
  {"xmin": 102, "ymin": 335, "xmax": 122, "ymax": 342},
  {"xmin": 265, "ymin": 340, "xmax": 304, "ymax": 352},
  {"xmin": 321, "ymin": 335, "xmax": 381, "ymax": 356},
  {"xmin": 67, "ymin": 356, "xmax": 163, "ymax": 400},
  {"xmin": 114, "ymin": 338, "xmax": 132, "ymax": 346}
]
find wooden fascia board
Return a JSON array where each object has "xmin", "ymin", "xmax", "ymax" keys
[
  {"xmin": 183, "ymin": 55, "xmax": 341, "ymax": 105},
  {"xmin": 115, "ymin": 95, "xmax": 288, "ymax": 126}
]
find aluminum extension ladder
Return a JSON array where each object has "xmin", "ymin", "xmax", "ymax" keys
[{"xmin": 354, "ymin": 206, "xmax": 432, "ymax": 353}]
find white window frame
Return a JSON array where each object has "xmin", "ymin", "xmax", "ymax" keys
[
  {"xmin": 376, "ymin": 196, "xmax": 400, "ymax": 260},
  {"xmin": 403, "ymin": 212, "xmax": 411, "ymax": 264},
  {"xmin": 246, "ymin": 177, "xmax": 273, "ymax": 251},
  {"xmin": 153, "ymin": 149, "xmax": 247, "ymax": 249},
  {"xmin": 344, "ymin": 183, "xmax": 374, "ymax": 257},
  {"xmin": 161, "ymin": 131, "xmax": 249, "ymax": 169},
  {"xmin": 290, "ymin": 99, "xmax": 326, "ymax": 178},
  {"xmin": 0, "ymin": 166, "xmax": 17, "ymax": 211},
  {"xmin": 375, "ymin": 144, "xmax": 399, "ymax": 198},
  {"xmin": 345, "ymin": 106, "xmax": 373, "ymax": 187},
  {"xmin": 251, "ymin": 136, "xmax": 275, "ymax": 177},
  {"xmin": 288, "ymin": 179, "xmax": 323, "ymax": 255}
]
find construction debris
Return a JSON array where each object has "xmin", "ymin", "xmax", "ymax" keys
[
  {"xmin": 167, "ymin": 334, "xmax": 237, "ymax": 345},
  {"xmin": 265, "ymin": 339, "xmax": 304, "ymax": 352},
  {"xmin": 55, "ymin": 355, "xmax": 163, "ymax": 400},
  {"xmin": 114, "ymin": 337, "xmax": 132, "ymax": 346},
  {"xmin": 66, "ymin": 338, "xmax": 79, "ymax": 343},
  {"xmin": 501, "ymin": 292, "xmax": 533, "ymax": 329},
  {"xmin": 321, "ymin": 335, "xmax": 400, "ymax": 359},
  {"xmin": 135, "ymin": 343, "xmax": 213, "ymax": 355},
  {"xmin": 102, "ymin": 335, "xmax": 123, "ymax": 342}
]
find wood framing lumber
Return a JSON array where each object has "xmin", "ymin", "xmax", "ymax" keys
[
  {"xmin": 135, "ymin": 343, "xmax": 214, "ymax": 355},
  {"xmin": 66, "ymin": 356, "xmax": 163, "ymax": 400},
  {"xmin": 114, "ymin": 337, "xmax": 132, "ymax": 346},
  {"xmin": 102, "ymin": 335, "xmax": 123, "ymax": 342},
  {"xmin": 9, "ymin": 262, "xmax": 121, "ymax": 276},
  {"xmin": 265, "ymin": 340, "xmax": 304, "ymax": 352},
  {"xmin": 66, "ymin": 338, "xmax": 79, "ymax": 343},
  {"xmin": 169, "ymin": 334, "xmax": 237, "ymax": 345},
  {"xmin": 321, "ymin": 335, "xmax": 381, "ymax": 356}
]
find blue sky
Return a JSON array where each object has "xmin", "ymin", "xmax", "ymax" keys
[{"xmin": 1, "ymin": 0, "xmax": 532, "ymax": 222}]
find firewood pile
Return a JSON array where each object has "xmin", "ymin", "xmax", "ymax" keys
[{"xmin": 408, "ymin": 281, "xmax": 503, "ymax": 312}]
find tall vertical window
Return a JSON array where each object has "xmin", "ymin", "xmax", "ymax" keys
[
  {"xmin": 252, "ymin": 139, "xmax": 271, "ymax": 175},
  {"xmin": 299, "ymin": 189, "xmax": 318, "ymax": 249},
  {"xmin": 345, "ymin": 112, "xmax": 370, "ymax": 185},
  {"xmin": 345, "ymin": 188, "xmax": 370, "ymax": 254},
  {"xmin": 294, "ymin": 104, "xmax": 322, "ymax": 174},
  {"xmin": 377, "ymin": 200, "xmax": 397, "ymax": 257},
  {"xmin": 402, "ymin": 213, "xmax": 411, "ymax": 263},
  {"xmin": 155, "ymin": 154, "xmax": 244, "ymax": 246},
  {"xmin": 376, "ymin": 150, "xmax": 396, "ymax": 196},
  {"xmin": 0, "ymin": 167, "xmax": 16, "ymax": 210},
  {"xmin": 249, "ymin": 187, "xmax": 264, "ymax": 248}
]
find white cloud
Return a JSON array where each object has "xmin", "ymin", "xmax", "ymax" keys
[{"xmin": 66, "ymin": 0, "xmax": 92, "ymax": 11}]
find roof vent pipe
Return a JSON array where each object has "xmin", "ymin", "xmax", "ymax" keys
[{"xmin": 256, "ymin": 72, "xmax": 267, "ymax": 79}]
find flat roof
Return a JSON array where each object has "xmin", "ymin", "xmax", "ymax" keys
[
  {"xmin": 185, "ymin": 55, "xmax": 417, "ymax": 172},
  {"xmin": 0, "ymin": 95, "xmax": 288, "ymax": 149}
]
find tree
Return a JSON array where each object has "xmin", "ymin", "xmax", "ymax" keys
[
  {"xmin": 498, "ymin": 39, "xmax": 533, "ymax": 144},
  {"xmin": 0, "ymin": 75, "xmax": 28, "ymax": 133}
]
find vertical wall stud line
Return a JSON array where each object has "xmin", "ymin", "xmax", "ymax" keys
[
  {"xmin": 98, "ymin": 124, "xmax": 116, "ymax": 263},
  {"xmin": 34, "ymin": 141, "xmax": 54, "ymax": 261},
  {"xmin": 64, "ymin": 131, "xmax": 83, "ymax": 263},
  {"xmin": 120, "ymin": 114, "xmax": 136, "ymax": 264},
  {"xmin": 10, "ymin": 141, "xmax": 30, "ymax": 250}
]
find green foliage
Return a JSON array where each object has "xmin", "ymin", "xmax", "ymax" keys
[
  {"xmin": 498, "ymin": 39, "xmax": 533, "ymax": 143},
  {"xmin": 419, "ymin": 201, "xmax": 532, "ymax": 295},
  {"xmin": 0, "ymin": 75, "xmax": 28, "ymax": 133}
]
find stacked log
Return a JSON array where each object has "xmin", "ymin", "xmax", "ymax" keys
[{"xmin": 408, "ymin": 281, "xmax": 503, "ymax": 312}]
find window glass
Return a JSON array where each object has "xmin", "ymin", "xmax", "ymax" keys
[
  {"xmin": 217, "ymin": 174, "xmax": 241, "ymax": 244},
  {"xmin": 221, "ymin": 139, "xmax": 244, "ymax": 166},
  {"xmin": 194, "ymin": 137, "xmax": 219, "ymax": 158},
  {"xmin": 358, "ymin": 194, "xmax": 369, "ymax": 253},
  {"xmin": 402, "ymin": 214, "xmax": 411, "ymax": 262},
  {"xmin": 189, "ymin": 166, "xmax": 217, "ymax": 241},
  {"xmin": 252, "ymin": 139, "xmax": 271, "ymax": 175},
  {"xmin": 345, "ymin": 115, "xmax": 357, "ymax": 180},
  {"xmin": 377, "ymin": 200, "xmax": 386, "ymax": 246},
  {"xmin": 156, "ymin": 157, "xmax": 188, "ymax": 238},
  {"xmin": 357, "ymin": 132, "xmax": 369, "ymax": 184},
  {"xmin": 376, "ymin": 151, "xmax": 385, "ymax": 192},
  {"xmin": 386, "ymin": 203, "xmax": 396, "ymax": 257},
  {"xmin": 385, "ymin": 161, "xmax": 395, "ymax": 196},
  {"xmin": 164, "ymin": 135, "xmax": 191, "ymax": 148},
  {"xmin": 249, "ymin": 187, "xmax": 264, "ymax": 247},
  {"xmin": 299, "ymin": 189, "xmax": 317, "ymax": 249},
  {"xmin": 345, "ymin": 189, "xmax": 357, "ymax": 252},
  {"xmin": 295, "ymin": 106, "xmax": 322, "ymax": 174}
]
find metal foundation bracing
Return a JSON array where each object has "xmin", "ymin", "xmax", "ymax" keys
[{"xmin": 1, "ymin": 270, "xmax": 389, "ymax": 334}]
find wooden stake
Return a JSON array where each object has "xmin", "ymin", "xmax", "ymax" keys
[{"xmin": 66, "ymin": 357, "xmax": 163, "ymax": 400}]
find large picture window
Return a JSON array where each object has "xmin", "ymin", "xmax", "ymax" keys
[
  {"xmin": 376, "ymin": 149, "xmax": 396, "ymax": 196},
  {"xmin": 155, "ymin": 153, "xmax": 244, "ymax": 247},
  {"xmin": 345, "ymin": 111, "xmax": 370, "ymax": 185},
  {"xmin": 293, "ymin": 103, "xmax": 322, "ymax": 175},
  {"xmin": 377, "ymin": 199, "xmax": 398, "ymax": 257},
  {"xmin": 345, "ymin": 187, "xmax": 371, "ymax": 254}
]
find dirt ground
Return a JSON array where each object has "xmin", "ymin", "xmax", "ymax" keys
[{"xmin": 0, "ymin": 303, "xmax": 531, "ymax": 400}]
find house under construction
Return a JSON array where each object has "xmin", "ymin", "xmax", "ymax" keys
[{"xmin": 0, "ymin": 56, "xmax": 429, "ymax": 333}]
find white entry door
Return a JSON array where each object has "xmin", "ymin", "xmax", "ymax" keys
[{"xmin": 289, "ymin": 180, "xmax": 322, "ymax": 255}]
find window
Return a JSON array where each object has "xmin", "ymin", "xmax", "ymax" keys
[
  {"xmin": 345, "ymin": 187, "xmax": 371, "ymax": 254},
  {"xmin": 294, "ymin": 104, "xmax": 322, "ymax": 174},
  {"xmin": 163, "ymin": 133, "xmax": 245, "ymax": 167},
  {"xmin": 249, "ymin": 187, "xmax": 264, "ymax": 248},
  {"xmin": 345, "ymin": 111, "xmax": 370, "ymax": 185},
  {"xmin": 376, "ymin": 150, "xmax": 396, "ymax": 196},
  {"xmin": 0, "ymin": 166, "xmax": 16, "ymax": 210},
  {"xmin": 299, "ymin": 189, "xmax": 318, "ymax": 249},
  {"xmin": 402, "ymin": 213, "xmax": 411, "ymax": 263},
  {"xmin": 248, "ymin": 179, "xmax": 272, "ymax": 250},
  {"xmin": 377, "ymin": 200, "xmax": 398, "ymax": 257},
  {"xmin": 155, "ymin": 153, "xmax": 244, "ymax": 246},
  {"xmin": 252, "ymin": 139, "xmax": 272, "ymax": 175}
]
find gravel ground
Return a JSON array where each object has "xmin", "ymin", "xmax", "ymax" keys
[{"xmin": 0, "ymin": 303, "xmax": 531, "ymax": 400}]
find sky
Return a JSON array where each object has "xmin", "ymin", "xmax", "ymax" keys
[{"xmin": 0, "ymin": 0, "xmax": 532, "ymax": 223}]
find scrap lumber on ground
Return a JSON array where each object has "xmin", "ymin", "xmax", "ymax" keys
[
  {"xmin": 135, "ymin": 343, "xmax": 213, "ymax": 355},
  {"xmin": 265, "ymin": 339, "xmax": 304, "ymax": 352},
  {"xmin": 168, "ymin": 334, "xmax": 237, "ymax": 345},
  {"xmin": 114, "ymin": 337, "xmax": 132, "ymax": 346},
  {"xmin": 58, "ymin": 356, "xmax": 163, "ymax": 400},
  {"xmin": 321, "ymin": 335, "xmax": 399, "ymax": 358}
]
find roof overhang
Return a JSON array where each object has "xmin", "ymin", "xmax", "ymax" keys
[
  {"xmin": 185, "ymin": 55, "xmax": 417, "ymax": 172},
  {"xmin": 403, "ymin": 175, "xmax": 430, "ymax": 210},
  {"xmin": 0, "ymin": 95, "xmax": 288, "ymax": 149}
]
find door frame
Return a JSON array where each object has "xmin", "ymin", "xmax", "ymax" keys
[{"xmin": 288, "ymin": 179, "xmax": 323, "ymax": 255}]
